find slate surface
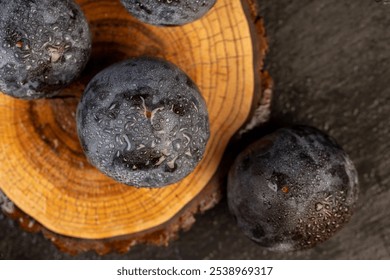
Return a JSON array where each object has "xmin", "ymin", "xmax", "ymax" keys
[{"xmin": 1, "ymin": 0, "xmax": 389, "ymax": 259}]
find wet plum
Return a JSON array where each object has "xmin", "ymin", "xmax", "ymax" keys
[
  {"xmin": 228, "ymin": 126, "xmax": 359, "ymax": 251},
  {"xmin": 77, "ymin": 57, "xmax": 210, "ymax": 188},
  {"xmin": 120, "ymin": 0, "xmax": 216, "ymax": 26},
  {"xmin": 0, "ymin": 0, "xmax": 91, "ymax": 99}
]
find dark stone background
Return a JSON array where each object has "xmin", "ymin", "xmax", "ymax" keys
[{"xmin": 1, "ymin": 0, "xmax": 389, "ymax": 259}]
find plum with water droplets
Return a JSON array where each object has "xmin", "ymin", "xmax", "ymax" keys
[
  {"xmin": 120, "ymin": 0, "xmax": 216, "ymax": 26},
  {"xmin": 0, "ymin": 0, "xmax": 91, "ymax": 99},
  {"xmin": 77, "ymin": 57, "xmax": 210, "ymax": 188},
  {"xmin": 228, "ymin": 126, "xmax": 359, "ymax": 251}
]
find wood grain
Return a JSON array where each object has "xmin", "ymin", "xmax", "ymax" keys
[{"xmin": 0, "ymin": 0, "xmax": 267, "ymax": 243}]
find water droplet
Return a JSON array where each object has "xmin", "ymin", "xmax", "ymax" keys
[
  {"xmin": 315, "ymin": 202, "xmax": 323, "ymax": 211},
  {"xmin": 123, "ymin": 134, "xmax": 132, "ymax": 151},
  {"xmin": 268, "ymin": 182, "xmax": 277, "ymax": 192},
  {"xmin": 172, "ymin": 139, "xmax": 182, "ymax": 151},
  {"xmin": 185, "ymin": 149, "xmax": 192, "ymax": 157},
  {"xmin": 166, "ymin": 156, "xmax": 178, "ymax": 169},
  {"xmin": 65, "ymin": 54, "xmax": 73, "ymax": 60},
  {"xmin": 114, "ymin": 127, "xmax": 122, "ymax": 134},
  {"xmin": 136, "ymin": 144, "xmax": 145, "ymax": 150}
]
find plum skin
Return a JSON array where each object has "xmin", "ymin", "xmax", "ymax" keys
[
  {"xmin": 227, "ymin": 126, "xmax": 359, "ymax": 252},
  {"xmin": 0, "ymin": 0, "xmax": 91, "ymax": 99},
  {"xmin": 120, "ymin": 0, "xmax": 216, "ymax": 26},
  {"xmin": 77, "ymin": 57, "xmax": 210, "ymax": 188}
]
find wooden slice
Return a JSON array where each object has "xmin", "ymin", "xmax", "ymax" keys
[{"xmin": 0, "ymin": 0, "xmax": 270, "ymax": 253}]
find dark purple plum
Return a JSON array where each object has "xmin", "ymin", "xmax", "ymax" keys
[
  {"xmin": 0, "ymin": 0, "xmax": 91, "ymax": 99},
  {"xmin": 120, "ymin": 0, "xmax": 216, "ymax": 26},
  {"xmin": 228, "ymin": 126, "xmax": 359, "ymax": 251},
  {"xmin": 77, "ymin": 57, "xmax": 210, "ymax": 188}
]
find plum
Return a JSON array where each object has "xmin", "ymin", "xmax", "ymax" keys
[
  {"xmin": 120, "ymin": 0, "xmax": 216, "ymax": 26},
  {"xmin": 77, "ymin": 57, "xmax": 210, "ymax": 188},
  {"xmin": 0, "ymin": 0, "xmax": 91, "ymax": 99},
  {"xmin": 228, "ymin": 126, "xmax": 359, "ymax": 251}
]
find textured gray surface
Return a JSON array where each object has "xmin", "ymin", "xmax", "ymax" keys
[{"xmin": 1, "ymin": 0, "xmax": 390, "ymax": 259}]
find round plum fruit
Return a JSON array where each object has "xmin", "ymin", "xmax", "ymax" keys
[
  {"xmin": 0, "ymin": 0, "xmax": 91, "ymax": 99},
  {"xmin": 228, "ymin": 126, "xmax": 359, "ymax": 251},
  {"xmin": 120, "ymin": 0, "xmax": 216, "ymax": 26},
  {"xmin": 77, "ymin": 57, "xmax": 210, "ymax": 188}
]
